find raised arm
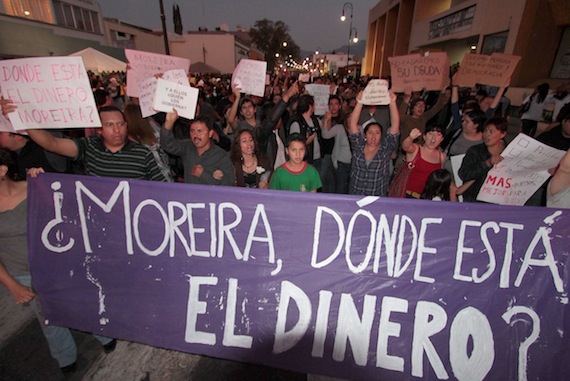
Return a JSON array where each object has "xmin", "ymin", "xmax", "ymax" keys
[
  {"xmin": 228, "ymin": 84, "xmax": 242, "ymax": 130},
  {"xmin": 348, "ymin": 91, "xmax": 364, "ymax": 134},
  {"xmin": 489, "ymin": 78, "xmax": 510, "ymax": 111},
  {"xmin": 402, "ymin": 128, "xmax": 421, "ymax": 154},
  {"xmin": 388, "ymin": 90, "xmax": 400, "ymax": 135},
  {"xmin": 549, "ymin": 149, "xmax": 570, "ymax": 197}
]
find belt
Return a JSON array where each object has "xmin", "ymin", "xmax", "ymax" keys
[{"xmin": 405, "ymin": 190, "xmax": 421, "ymax": 199}]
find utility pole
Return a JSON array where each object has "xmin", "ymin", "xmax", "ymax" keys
[{"xmin": 159, "ymin": 0, "xmax": 170, "ymax": 55}]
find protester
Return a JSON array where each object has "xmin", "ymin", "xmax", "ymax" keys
[
  {"xmin": 161, "ymin": 112, "xmax": 235, "ymax": 185},
  {"xmin": 399, "ymin": 125, "xmax": 446, "ymax": 199},
  {"xmin": 459, "ymin": 117, "xmax": 508, "ymax": 202},
  {"xmin": 230, "ymin": 129, "xmax": 271, "ymax": 188},
  {"xmin": 1, "ymin": 102, "xmax": 167, "ymax": 181},
  {"xmin": 321, "ymin": 98, "xmax": 351, "ymax": 194},
  {"xmin": 348, "ymin": 90, "xmax": 400, "ymax": 196},
  {"xmin": 269, "ymin": 133, "xmax": 322, "ymax": 192},
  {"xmin": 0, "ymin": 148, "xmax": 115, "ymax": 375},
  {"xmin": 520, "ymin": 83, "xmax": 551, "ymax": 137}
]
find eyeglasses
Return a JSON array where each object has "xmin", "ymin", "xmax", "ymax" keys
[{"xmin": 102, "ymin": 121, "xmax": 126, "ymax": 128}]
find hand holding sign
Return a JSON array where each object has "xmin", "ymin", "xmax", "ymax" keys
[
  {"xmin": 152, "ymin": 78, "xmax": 199, "ymax": 120},
  {"xmin": 231, "ymin": 59, "xmax": 267, "ymax": 97},
  {"xmin": 359, "ymin": 79, "xmax": 390, "ymax": 105}
]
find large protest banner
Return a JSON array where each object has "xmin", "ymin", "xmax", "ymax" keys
[
  {"xmin": 389, "ymin": 53, "xmax": 449, "ymax": 92},
  {"xmin": 455, "ymin": 53, "xmax": 520, "ymax": 87},
  {"xmin": 125, "ymin": 49, "xmax": 190, "ymax": 98},
  {"xmin": 478, "ymin": 134, "xmax": 566, "ymax": 205},
  {"xmin": 0, "ymin": 57, "xmax": 101, "ymax": 130},
  {"xmin": 29, "ymin": 173, "xmax": 569, "ymax": 380}
]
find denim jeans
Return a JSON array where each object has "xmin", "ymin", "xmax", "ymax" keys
[{"xmin": 15, "ymin": 274, "xmax": 113, "ymax": 367}]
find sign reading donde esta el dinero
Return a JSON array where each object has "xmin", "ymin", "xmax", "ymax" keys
[{"xmin": 29, "ymin": 173, "xmax": 570, "ymax": 380}]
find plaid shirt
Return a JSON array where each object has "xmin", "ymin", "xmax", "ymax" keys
[{"xmin": 348, "ymin": 131, "xmax": 399, "ymax": 196}]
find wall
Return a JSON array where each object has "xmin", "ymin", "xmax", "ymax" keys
[{"xmin": 170, "ymin": 33, "xmax": 236, "ymax": 74}]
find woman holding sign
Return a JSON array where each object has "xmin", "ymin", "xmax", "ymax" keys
[{"xmin": 348, "ymin": 90, "xmax": 400, "ymax": 196}]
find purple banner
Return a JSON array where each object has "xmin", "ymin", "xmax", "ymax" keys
[{"xmin": 28, "ymin": 173, "xmax": 570, "ymax": 380}]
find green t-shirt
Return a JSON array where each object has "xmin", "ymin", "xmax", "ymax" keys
[{"xmin": 269, "ymin": 163, "xmax": 322, "ymax": 192}]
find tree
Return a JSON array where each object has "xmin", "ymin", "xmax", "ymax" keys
[{"xmin": 249, "ymin": 19, "xmax": 300, "ymax": 71}]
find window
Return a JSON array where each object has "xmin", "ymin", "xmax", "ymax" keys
[
  {"xmin": 51, "ymin": 0, "xmax": 101, "ymax": 33},
  {"xmin": 429, "ymin": 5, "xmax": 476, "ymax": 40},
  {"xmin": 3, "ymin": 0, "xmax": 54, "ymax": 23}
]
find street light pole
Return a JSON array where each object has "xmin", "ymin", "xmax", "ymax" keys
[
  {"xmin": 159, "ymin": 0, "xmax": 170, "ymax": 55},
  {"xmin": 341, "ymin": 2, "xmax": 353, "ymax": 77}
]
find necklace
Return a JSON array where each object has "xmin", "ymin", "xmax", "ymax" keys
[{"xmin": 243, "ymin": 156, "xmax": 257, "ymax": 169}]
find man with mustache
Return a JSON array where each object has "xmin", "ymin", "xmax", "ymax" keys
[{"xmin": 161, "ymin": 112, "xmax": 235, "ymax": 185}]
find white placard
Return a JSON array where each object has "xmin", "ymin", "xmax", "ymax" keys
[
  {"xmin": 152, "ymin": 78, "xmax": 199, "ymax": 120},
  {"xmin": 162, "ymin": 69, "xmax": 190, "ymax": 86},
  {"xmin": 450, "ymin": 154, "xmax": 465, "ymax": 202},
  {"xmin": 125, "ymin": 49, "xmax": 190, "ymax": 98},
  {"xmin": 361, "ymin": 79, "xmax": 390, "ymax": 105},
  {"xmin": 231, "ymin": 59, "xmax": 267, "ymax": 97},
  {"xmin": 477, "ymin": 134, "xmax": 566, "ymax": 205},
  {"xmin": 299, "ymin": 73, "xmax": 311, "ymax": 83},
  {"xmin": 305, "ymin": 84, "xmax": 330, "ymax": 116},
  {"xmin": 138, "ymin": 77, "xmax": 158, "ymax": 118},
  {"xmin": 0, "ymin": 57, "xmax": 100, "ymax": 130}
]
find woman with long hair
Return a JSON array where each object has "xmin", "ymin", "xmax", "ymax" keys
[
  {"xmin": 520, "ymin": 83, "xmax": 551, "ymax": 137},
  {"xmin": 123, "ymin": 104, "xmax": 173, "ymax": 181},
  {"xmin": 230, "ymin": 129, "xmax": 271, "ymax": 188}
]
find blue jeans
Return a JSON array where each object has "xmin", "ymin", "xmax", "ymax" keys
[{"xmin": 16, "ymin": 275, "xmax": 113, "ymax": 367}]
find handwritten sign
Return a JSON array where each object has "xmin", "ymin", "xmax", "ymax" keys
[
  {"xmin": 231, "ymin": 59, "xmax": 267, "ymax": 97},
  {"xmin": 360, "ymin": 79, "xmax": 390, "ymax": 105},
  {"xmin": 138, "ymin": 69, "xmax": 191, "ymax": 118},
  {"xmin": 152, "ymin": 78, "xmax": 198, "ymax": 120},
  {"xmin": 389, "ymin": 53, "xmax": 449, "ymax": 92},
  {"xmin": 125, "ymin": 49, "xmax": 190, "ymax": 98},
  {"xmin": 455, "ymin": 53, "xmax": 520, "ymax": 87},
  {"xmin": 29, "ymin": 173, "xmax": 570, "ymax": 381},
  {"xmin": 305, "ymin": 84, "xmax": 330, "ymax": 116},
  {"xmin": 477, "ymin": 134, "xmax": 566, "ymax": 205},
  {"xmin": 0, "ymin": 57, "xmax": 100, "ymax": 130}
]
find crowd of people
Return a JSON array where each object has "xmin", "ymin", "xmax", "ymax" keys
[{"xmin": 1, "ymin": 68, "xmax": 570, "ymax": 373}]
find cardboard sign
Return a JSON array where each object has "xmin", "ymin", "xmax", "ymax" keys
[
  {"xmin": 152, "ymin": 78, "xmax": 199, "ymax": 120},
  {"xmin": 455, "ymin": 53, "xmax": 521, "ymax": 87},
  {"xmin": 477, "ymin": 134, "xmax": 566, "ymax": 205},
  {"xmin": 29, "ymin": 173, "xmax": 570, "ymax": 381},
  {"xmin": 305, "ymin": 84, "xmax": 330, "ymax": 116},
  {"xmin": 125, "ymin": 49, "xmax": 190, "ymax": 98},
  {"xmin": 360, "ymin": 79, "xmax": 391, "ymax": 105},
  {"xmin": 389, "ymin": 52, "xmax": 449, "ymax": 92},
  {"xmin": 0, "ymin": 57, "xmax": 101, "ymax": 130},
  {"xmin": 231, "ymin": 59, "xmax": 267, "ymax": 97}
]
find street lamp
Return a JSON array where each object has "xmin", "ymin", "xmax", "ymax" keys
[
  {"xmin": 283, "ymin": 41, "xmax": 288, "ymax": 47},
  {"xmin": 341, "ymin": 2, "xmax": 354, "ymax": 76},
  {"xmin": 350, "ymin": 27, "xmax": 358, "ymax": 44}
]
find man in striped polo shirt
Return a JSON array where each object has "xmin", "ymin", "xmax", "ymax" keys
[{"xmin": 23, "ymin": 106, "xmax": 166, "ymax": 181}]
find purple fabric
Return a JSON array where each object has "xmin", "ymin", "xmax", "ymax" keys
[{"xmin": 28, "ymin": 173, "xmax": 570, "ymax": 380}]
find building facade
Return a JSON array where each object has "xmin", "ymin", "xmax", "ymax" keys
[{"xmin": 363, "ymin": 0, "xmax": 570, "ymax": 87}]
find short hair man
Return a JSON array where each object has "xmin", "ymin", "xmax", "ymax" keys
[
  {"xmin": 161, "ymin": 112, "xmax": 235, "ymax": 185},
  {"xmin": 1, "ymin": 101, "xmax": 167, "ymax": 181}
]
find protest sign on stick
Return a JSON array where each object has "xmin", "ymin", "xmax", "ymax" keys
[
  {"xmin": 0, "ymin": 57, "xmax": 100, "ymax": 130},
  {"xmin": 305, "ymin": 84, "xmax": 330, "ymax": 115},
  {"xmin": 455, "ymin": 53, "xmax": 520, "ymax": 87},
  {"xmin": 152, "ymin": 78, "xmax": 199, "ymax": 120},
  {"xmin": 360, "ymin": 79, "xmax": 391, "ymax": 105},
  {"xmin": 477, "ymin": 133, "xmax": 565, "ymax": 205},
  {"xmin": 125, "ymin": 49, "xmax": 190, "ymax": 97},
  {"xmin": 231, "ymin": 59, "xmax": 267, "ymax": 97},
  {"xmin": 389, "ymin": 52, "xmax": 449, "ymax": 92}
]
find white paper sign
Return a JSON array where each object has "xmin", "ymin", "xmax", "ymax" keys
[
  {"xmin": 0, "ymin": 57, "xmax": 100, "ymax": 130},
  {"xmin": 361, "ymin": 79, "xmax": 390, "ymax": 105},
  {"xmin": 299, "ymin": 73, "xmax": 310, "ymax": 83},
  {"xmin": 138, "ymin": 69, "xmax": 191, "ymax": 118},
  {"xmin": 231, "ymin": 59, "xmax": 267, "ymax": 97},
  {"xmin": 305, "ymin": 84, "xmax": 330, "ymax": 116},
  {"xmin": 138, "ymin": 77, "xmax": 158, "ymax": 118},
  {"xmin": 477, "ymin": 134, "xmax": 566, "ymax": 205},
  {"xmin": 162, "ymin": 69, "xmax": 190, "ymax": 86},
  {"xmin": 125, "ymin": 49, "xmax": 190, "ymax": 97},
  {"xmin": 152, "ymin": 78, "xmax": 199, "ymax": 120},
  {"xmin": 450, "ymin": 154, "xmax": 465, "ymax": 202}
]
